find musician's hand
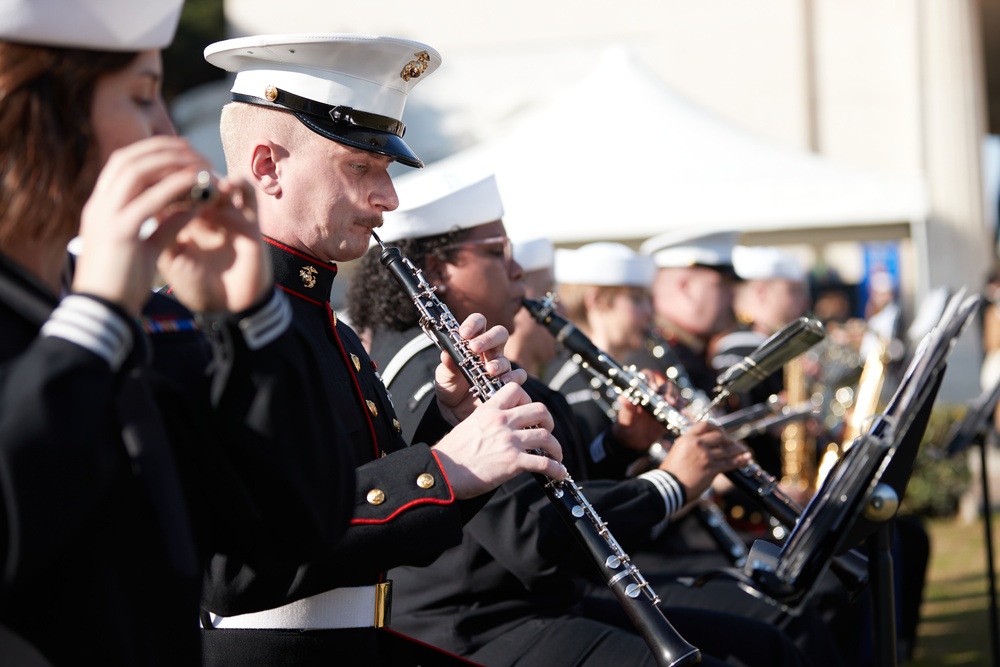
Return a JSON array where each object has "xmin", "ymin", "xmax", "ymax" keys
[
  {"xmin": 74, "ymin": 137, "xmax": 213, "ymax": 315},
  {"xmin": 612, "ymin": 401, "xmax": 665, "ymax": 451},
  {"xmin": 432, "ymin": 382, "xmax": 566, "ymax": 498},
  {"xmin": 611, "ymin": 368, "xmax": 680, "ymax": 450},
  {"xmin": 435, "ymin": 314, "xmax": 526, "ymax": 425},
  {"xmin": 157, "ymin": 177, "xmax": 272, "ymax": 313},
  {"xmin": 658, "ymin": 421, "xmax": 751, "ymax": 503}
]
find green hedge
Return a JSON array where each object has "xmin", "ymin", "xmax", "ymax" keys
[{"xmin": 901, "ymin": 403, "xmax": 973, "ymax": 518}]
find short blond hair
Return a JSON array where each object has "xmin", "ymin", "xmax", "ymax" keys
[{"xmin": 218, "ymin": 102, "xmax": 311, "ymax": 176}]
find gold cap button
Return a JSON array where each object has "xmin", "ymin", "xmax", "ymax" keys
[
  {"xmin": 264, "ymin": 85, "xmax": 279, "ymax": 101},
  {"xmin": 367, "ymin": 489, "xmax": 385, "ymax": 505},
  {"xmin": 416, "ymin": 473, "xmax": 435, "ymax": 489}
]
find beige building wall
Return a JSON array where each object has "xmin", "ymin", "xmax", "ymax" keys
[{"xmin": 218, "ymin": 0, "xmax": 991, "ymax": 398}]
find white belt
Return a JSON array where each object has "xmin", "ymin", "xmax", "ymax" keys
[{"xmin": 206, "ymin": 583, "xmax": 391, "ymax": 630}]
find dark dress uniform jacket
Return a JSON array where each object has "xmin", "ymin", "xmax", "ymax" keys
[
  {"xmin": 201, "ymin": 240, "xmax": 486, "ymax": 666},
  {"xmin": 0, "ymin": 252, "xmax": 351, "ymax": 667},
  {"xmin": 369, "ymin": 326, "xmax": 675, "ymax": 661}
]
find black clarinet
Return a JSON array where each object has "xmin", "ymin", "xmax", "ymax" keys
[
  {"xmin": 372, "ymin": 234, "xmax": 701, "ymax": 667},
  {"xmin": 522, "ymin": 294, "xmax": 870, "ymax": 595},
  {"xmin": 523, "ymin": 296, "xmax": 802, "ymax": 522}
]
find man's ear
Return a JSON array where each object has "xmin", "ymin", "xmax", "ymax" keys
[
  {"xmin": 250, "ymin": 141, "xmax": 283, "ymax": 197},
  {"xmin": 583, "ymin": 286, "xmax": 602, "ymax": 312}
]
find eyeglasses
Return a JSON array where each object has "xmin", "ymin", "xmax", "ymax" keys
[{"xmin": 441, "ymin": 235, "xmax": 513, "ymax": 265}]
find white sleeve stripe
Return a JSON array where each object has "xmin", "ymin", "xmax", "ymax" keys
[
  {"xmin": 40, "ymin": 295, "xmax": 133, "ymax": 370},
  {"xmin": 638, "ymin": 469, "xmax": 685, "ymax": 518},
  {"xmin": 238, "ymin": 289, "xmax": 291, "ymax": 350}
]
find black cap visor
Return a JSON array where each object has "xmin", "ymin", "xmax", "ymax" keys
[
  {"xmin": 293, "ymin": 112, "xmax": 423, "ymax": 168},
  {"xmin": 233, "ymin": 89, "xmax": 423, "ymax": 168}
]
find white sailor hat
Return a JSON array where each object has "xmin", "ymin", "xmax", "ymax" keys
[
  {"xmin": 732, "ymin": 245, "xmax": 806, "ymax": 282},
  {"xmin": 512, "ymin": 236, "xmax": 554, "ymax": 273},
  {"xmin": 639, "ymin": 229, "xmax": 740, "ymax": 276},
  {"xmin": 204, "ymin": 33, "xmax": 441, "ymax": 168},
  {"xmin": 378, "ymin": 171, "xmax": 504, "ymax": 242},
  {"xmin": 0, "ymin": 0, "xmax": 183, "ymax": 51},
  {"xmin": 555, "ymin": 242, "xmax": 655, "ymax": 288}
]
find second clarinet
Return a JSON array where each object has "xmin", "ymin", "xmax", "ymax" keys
[
  {"xmin": 372, "ymin": 233, "xmax": 701, "ymax": 667},
  {"xmin": 521, "ymin": 294, "xmax": 870, "ymax": 597}
]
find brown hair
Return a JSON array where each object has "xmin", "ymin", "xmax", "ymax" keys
[
  {"xmin": 0, "ymin": 43, "xmax": 136, "ymax": 248},
  {"xmin": 557, "ymin": 283, "xmax": 637, "ymax": 326},
  {"xmin": 345, "ymin": 229, "xmax": 471, "ymax": 335}
]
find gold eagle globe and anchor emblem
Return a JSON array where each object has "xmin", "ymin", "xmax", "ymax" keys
[
  {"xmin": 400, "ymin": 51, "xmax": 431, "ymax": 81},
  {"xmin": 300, "ymin": 265, "xmax": 318, "ymax": 288}
]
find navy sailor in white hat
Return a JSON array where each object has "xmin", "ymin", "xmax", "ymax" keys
[
  {"xmin": 203, "ymin": 34, "xmax": 565, "ymax": 667},
  {"xmin": 629, "ymin": 228, "xmax": 743, "ymax": 393}
]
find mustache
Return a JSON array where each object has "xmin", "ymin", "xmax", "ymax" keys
[{"xmin": 360, "ymin": 216, "xmax": 383, "ymax": 229}]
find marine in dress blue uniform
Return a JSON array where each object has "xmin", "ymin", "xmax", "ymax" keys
[{"xmin": 200, "ymin": 34, "xmax": 538, "ymax": 667}]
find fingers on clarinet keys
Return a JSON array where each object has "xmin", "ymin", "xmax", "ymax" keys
[{"xmin": 137, "ymin": 170, "xmax": 219, "ymax": 241}]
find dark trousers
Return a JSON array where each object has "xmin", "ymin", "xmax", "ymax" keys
[
  {"xmin": 201, "ymin": 626, "xmax": 482, "ymax": 667},
  {"xmin": 465, "ymin": 613, "xmax": 798, "ymax": 667}
]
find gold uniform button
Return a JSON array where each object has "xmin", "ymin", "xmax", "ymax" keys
[
  {"xmin": 367, "ymin": 489, "xmax": 386, "ymax": 505},
  {"xmin": 393, "ymin": 419, "xmax": 401, "ymax": 433},
  {"xmin": 351, "ymin": 353, "xmax": 361, "ymax": 372},
  {"xmin": 416, "ymin": 473, "xmax": 435, "ymax": 489},
  {"xmin": 366, "ymin": 400, "xmax": 378, "ymax": 417}
]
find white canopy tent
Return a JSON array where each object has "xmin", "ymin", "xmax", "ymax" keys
[{"xmin": 398, "ymin": 46, "xmax": 929, "ymax": 246}]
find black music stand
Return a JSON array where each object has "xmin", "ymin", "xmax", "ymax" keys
[
  {"xmin": 940, "ymin": 376, "xmax": 1000, "ymax": 667},
  {"xmin": 682, "ymin": 291, "xmax": 980, "ymax": 667}
]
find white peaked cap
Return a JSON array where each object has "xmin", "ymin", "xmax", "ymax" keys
[
  {"xmin": 733, "ymin": 245, "xmax": 806, "ymax": 282},
  {"xmin": 555, "ymin": 242, "xmax": 655, "ymax": 287},
  {"xmin": 0, "ymin": 0, "xmax": 183, "ymax": 51},
  {"xmin": 205, "ymin": 33, "xmax": 441, "ymax": 168},
  {"xmin": 378, "ymin": 172, "xmax": 504, "ymax": 242},
  {"xmin": 512, "ymin": 236, "xmax": 554, "ymax": 273},
  {"xmin": 639, "ymin": 229, "xmax": 740, "ymax": 273}
]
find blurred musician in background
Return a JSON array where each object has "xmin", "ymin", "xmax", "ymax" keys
[
  {"xmin": 544, "ymin": 242, "xmax": 661, "ymax": 479},
  {"xmin": 708, "ymin": 245, "xmax": 815, "ymax": 520}
]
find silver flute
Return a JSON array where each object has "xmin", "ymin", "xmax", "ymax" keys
[{"xmin": 372, "ymin": 234, "xmax": 701, "ymax": 667}]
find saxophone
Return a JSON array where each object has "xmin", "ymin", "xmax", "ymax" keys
[
  {"xmin": 372, "ymin": 234, "xmax": 701, "ymax": 667},
  {"xmin": 780, "ymin": 356, "xmax": 817, "ymax": 497},
  {"xmin": 816, "ymin": 335, "xmax": 889, "ymax": 486}
]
